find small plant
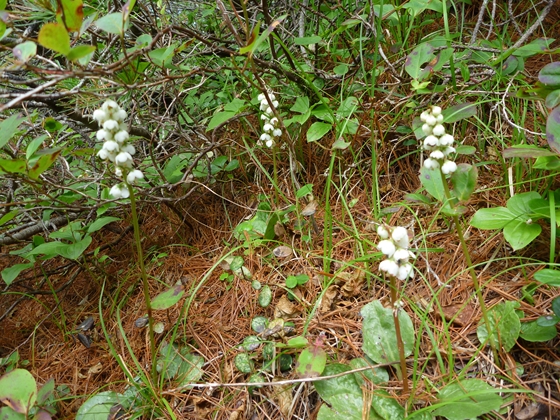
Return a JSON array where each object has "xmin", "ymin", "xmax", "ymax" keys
[{"xmin": 0, "ymin": 369, "xmax": 57, "ymax": 419}]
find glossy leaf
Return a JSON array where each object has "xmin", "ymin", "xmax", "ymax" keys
[
  {"xmin": 546, "ymin": 106, "xmax": 560, "ymax": 155},
  {"xmin": 520, "ymin": 320, "xmax": 557, "ymax": 342},
  {"xmin": 476, "ymin": 301, "xmax": 520, "ymax": 351},
  {"xmin": 0, "ymin": 369, "xmax": 37, "ymax": 414},
  {"xmin": 539, "ymin": 61, "xmax": 560, "ymax": 86},
  {"xmin": 419, "ymin": 165, "xmax": 445, "ymax": 201},
  {"xmin": 0, "ymin": 114, "xmax": 26, "ymax": 149},
  {"xmin": 13, "ymin": 41, "xmax": 37, "ymax": 62},
  {"xmin": 361, "ymin": 300, "xmax": 414, "ymax": 364},
  {"xmin": 151, "ymin": 285, "xmax": 184, "ymax": 310},
  {"xmin": 371, "ymin": 390, "xmax": 405, "ymax": 420},
  {"xmin": 404, "ymin": 42, "xmax": 435, "ymax": 80},
  {"xmin": 56, "ymin": 0, "xmax": 83, "ymax": 32},
  {"xmin": 295, "ymin": 335, "xmax": 327, "ymax": 378},
  {"xmin": 87, "ymin": 216, "xmax": 120, "ymax": 233},
  {"xmin": 433, "ymin": 379, "xmax": 502, "ymax": 420},
  {"xmin": 258, "ymin": 285, "xmax": 272, "ymax": 307},
  {"xmin": 450, "ymin": 163, "xmax": 477, "ymax": 201},
  {"xmin": 1, "ymin": 262, "xmax": 34, "ymax": 286},
  {"xmin": 38, "ymin": 23, "xmax": 70, "ymax": 55},
  {"xmin": 545, "ymin": 89, "xmax": 560, "ymax": 109},
  {"xmin": 307, "ymin": 122, "xmax": 332, "ymax": 142},
  {"xmin": 534, "ymin": 268, "xmax": 560, "ymax": 286},
  {"xmin": 348, "ymin": 358, "xmax": 389, "ymax": 386}
]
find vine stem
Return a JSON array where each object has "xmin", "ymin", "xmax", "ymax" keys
[
  {"xmin": 128, "ymin": 183, "xmax": 157, "ymax": 383},
  {"xmin": 438, "ymin": 168, "xmax": 499, "ymax": 365},
  {"xmin": 389, "ymin": 274, "xmax": 409, "ymax": 393}
]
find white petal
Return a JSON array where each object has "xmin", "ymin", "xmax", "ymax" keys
[
  {"xmin": 430, "ymin": 150, "xmax": 445, "ymax": 160},
  {"xmin": 431, "ymin": 106, "xmax": 442, "ymax": 116},
  {"xmin": 103, "ymin": 140, "xmax": 119, "ymax": 152},
  {"xmin": 273, "ymin": 129, "xmax": 282, "ymax": 137},
  {"xmin": 93, "ymin": 109, "xmax": 107, "ymax": 124},
  {"xmin": 393, "ymin": 248, "xmax": 410, "ymax": 263},
  {"xmin": 109, "ymin": 184, "xmax": 123, "ymax": 198},
  {"xmin": 441, "ymin": 160, "xmax": 458, "ymax": 174},
  {"xmin": 423, "ymin": 158, "xmax": 440, "ymax": 170},
  {"xmin": 397, "ymin": 263, "xmax": 414, "ymax": 281},
  {"xmin": 439, "ymin": 134, "xmax": 454, "ymax": 146},
  {"xmin": 377, "ymin": 225, "xmax": 389, "ymax": 239},
  {"xmin": 377, "ymin": 240, "xmax": 396, "ymax": 257},
  {"xmin": 114, "ymin": 130, "xmax": 129, "ymax": 143},
  {"xmin": 432, "ymin": 124, "xmax": 445, "ymax": 136},
  {"xmin": 103, "ymin": 119, "xmax": 119, "ymax": 131},
  {"xmin": 380, "ymin": 259, "xmax": 399, "ymax": 277}
]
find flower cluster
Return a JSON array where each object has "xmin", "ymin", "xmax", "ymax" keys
[
  {"xmin": 376, "ymin": 225, "xmax": 415, "ymax": 281},
  {"xmin": 420, "ymin": 106, "xmax": 457, "ymax": 175},
  {"xmin": 93, "ymin": 100, "xmax": 143, "ymax": 199},
  {"xmin": 257, "ymin": 92, "xmax": 282, "ymax": 148}
]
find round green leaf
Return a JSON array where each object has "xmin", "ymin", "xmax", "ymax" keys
[
  {"xmin": 76, "ymin": 391, "xmax": 120, "ymax": 420},
  {"xmin": 13, "ymin": 41, "xmax": 36, "ymax": 62},
  {"xmin": 234, "ymin": 353, "xmax": 253, "ymax": 374},
  {"xmin": 258, "ymin": 285, "xmax": 272, "ymax": 307},
  {"xmin": 520, "ymin": 320, "xmax": 557, "ymax": 342},
  {"xmin": 533, "ymin": 269, "xmax": 560, "ymax": 286},
  {"xmin": 476, "ymin": 301, "xmax": 520, "ymax": 351},
  {"xmin": 251, "ymin": 316, "xmax": 268, "ymax": 333},
  {"xmin": 433, "ymin": 379, "xmax": 502, "ymax": 420},
  {"xmin": 95, "ymin": 12, "xmax": 128, "ymax": 35},
  {"xmin": 151, "ymin": 285, "xmax": 184, "ymax": 310},
  {"xmin": 307, "ymin": 122, "xmax": 332, "ymax": 143},
  {"xmin": 0, "ymin": 369, "xmax": 37, "ymax": 414},
  {"xmin": 38, "ymin": 23, "xmax": 70, "ymax": 56},
  {"xmin": 539, "ymin": 62, "xmax": 560, "ymax": 86}
]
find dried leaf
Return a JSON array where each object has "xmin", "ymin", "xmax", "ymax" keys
[
  {"xmin": 76, "ymin": 333, "xmax": 92, "ymax": 348},
  {"xmin": 270, "ymin": 384, "xmax": 293, "ymax": 418},
  {"xmin": 441, "ymin": 303, "xmax": 474, "ymax": 327},
  {"xmin": 319, "ymin": 285, "xmax": 339, "ymax": 312},
  {"xmin": 336, "ymin": 270, "xmax": 365, "ymax": 297},
  {"xmin": 274, "ymin": 295, "xmax": 298, "ymax": 319},
  {"xmin": 88, "ymin": 362, "xmax": 102, "ymax": 375},
  {"xmin": 302, "ymin": 200, "xmax": 317, "ymax": 216},
  {"xmin": 76, "ymin": 316, "xmax": 94, "ymax": 331},
  {"xmin": 273, "ymin": 245, "xmax": 293, "ymax": 258},
  {"xmin": 515, "ymin": 402, "xmax": 542, "ymax": 420}
]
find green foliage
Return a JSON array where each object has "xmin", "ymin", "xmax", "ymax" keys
[
  {"xmin": 476, "ymin": 301, "xmax": 521, "ymax": 351},
  {"xmin": 0, "ymin": 369, "xmax": 57, "ymax": 419}
]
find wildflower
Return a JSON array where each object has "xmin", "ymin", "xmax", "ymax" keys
[
  {"xmin": 420, "ymin": 106, "xmax": 457, "ymax": 174},
  {"xmin": 256, "ymin": 90, "xmax": 284, "ymax": 148},
  {"xmin": 93, "ymin": 100, "xmax": 143, "ymax": 198},
  {"xmin": 377, "ymin": 225, "xmax": 415, "ymax": 281}
]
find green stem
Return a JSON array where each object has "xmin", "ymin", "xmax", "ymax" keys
[
  {"xmin": 127, "ymin": 183, "xmax": 157, "ymax": 383},
  {"xmin": 438, "ymin": 168, "xmax": 499, "ymax": 364},
  {"xmin": 389, "ymin": 274, "xmax": 409, "ymax": 393}
]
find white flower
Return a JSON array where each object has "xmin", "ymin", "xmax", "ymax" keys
[
  {"xmin": 109, "ymin": 184, "xmax": 128, "ymax": 199},
  {"xmin": 273, "ymin": 129, "xmax": 282, "ymax": 137},
  {"xmin": 420, "ymin": 111, "xmax": 429, "ymax": 123},
  {"xmin": 93, "ymin": 109, "xmax": 107, "ymax": 123},
  {"xmin": 115, "ymin": 167, "xmax": 122, "ymax": 177},
  {"xmin": 270, "ymin": 117, "xmax": 278, "ymax": 125},
  {"xmin": 258, "ymin": 93, "xmax": 265, "ymax": 101},
  {"xmin": 114, "ymin": 130, "xmax": 129, "ymax": 143},
  {"xmin": 96, "ymin": 129, "xmax": 110, "ymax": 141},
  {"xmin": 397, "ymin": 263, "xmax": 414, "ymax": 281},
  {"xmin": 439, "ymin": 134, "xmax": 454, "ymax": 146},
  {"xmin": 391, "ymin": 227, "xmax": 408, "ymax": 245},
  {"xmin": 424, "ymin": 135, "xmax": 439, "ymax": 148},
  {"xmin": 260, "ymin": 102, "xmax": 268, "ymax": 111},
  {"xmin": 263, "ymin": 123, "xmax": 274, "ymax": 132},
  {"xmin": 265, "ymin": 106, "xmax": 272, "ymax": 115},
  {"xmin": 430, "ymin": 150, "xmax": 445, "ymax": 160},
  {"xmin": 432, "ymin": 124, "xmax": 445, "ymax": 136},
  {"xmin": 97, "ymin": 148, "xmax": 109, "ymax": 159},
  {"xmin": 268, "ymin": 93, "xmax": 276, "ymax": 101},
  {"xmin": 436, "ymin": 114, "xmax": 444, "ymax": 123},
  {"xmin": 431, "ymin": 106, "xmax": 442, "ymax": 116},
  {"xmin": 441, "ymin": 160, "xmax": 458, "ymax": 174},
  {"xmin": 422, "ymin": 124, "xmax": 432, "ymax": 135},
  {"xmin": 393, "ymin": 248, "xmax": 411, "ymax": 263},
  {"xmin": 121, "ymin": 144, "xmax": 136, "ymax": 155},
  {"xmin": 127, "ymin": 169, "xmax": 144, "ymax": 184},
  {"xmin": 103, "ymin": 120, "xmax": 119, "ymax": 131},
  {"xmin": 103, "ymin": 140, "xmax": 119, "ymax": 152},
  {"xmin": 378, "ymin": 240, "xmax": 396, "ymax": 257},
  {"xmin": 377, "ymin": 225, "xmax": 389, "ymax": 239},
  {"xmin": 424, "ymin": 158, "xmax": 440, "ymax": 170},
  {"xmin": 265, "ymin": 138, "xmax": 275, "ymax": 148},
  {"xmin": 272, "ymin": 100, "xmax": 279, "ymax": 108},
  {"xmin": 260, "ymin": 133, "xmax": 272, "ymax": 142},
  {"xmin": 380, "ymin": 259, "xmax": 399, "ymax": 277},
  {"xmin": 425, "ymin": 114, "xmax": 437, "ymax": 126},
  {"xmin": 114, "ymin": 109, "xmax": 127, "ymax": 121},
  {"xmin": 115, "ymin": 152, "xmax": 133, "ymax": 167},
  {"xmin": 102, "ymin": 100, "xmax": 119, "ymax": 112},
  {"xmin": 261, "ymin": 114, "xmax": 269, "ymax": 120},
  {"xmin": 443, "ymin": 146, "xmax": 456, "ymax": 155}
]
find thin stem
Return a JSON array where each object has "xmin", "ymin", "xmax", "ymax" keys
[
  {"xmin": 389, "ymin": 275, "xmax": 409, "ymax": 393},
  {"xmin": 438, "ymin": 168, "xmax": 499, "ymax": 364},
  {"xmin": 127, "ymin": 183, "xmax": 157, "ymax": 383}
]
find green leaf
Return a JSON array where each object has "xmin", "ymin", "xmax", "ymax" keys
[
  {"xmin": 76, "ymin": 391, "xmax": 120, "ymax": 420},
  {"xmin": 314, "ymin": 363, "xmax": 362, "ymax": 401},
  {"xmin": 371, "ymin": 390, "xmax": 405, "ymax": 420},
  {"xmin": 38, "ymin": 23, "xmax": 71, "ymax": 55},
  {"xmin": 470, "ymin": 207, "xmax": 514, "ymax": 230},
  {"xmin": 503, "ymin": 219, "xmax": 541, "ymax": 250},
  {"xmin": 404, "ymin": 42, "xmax": 435, "ymax": 80},
  {"xmin": 0, "ymin": 114, "xmax": 26, "ymax": 149},
  {"xmin": 1, "ymin": 262, "xmax": 34, "ymax": 286},
  {"xmin": 234, "ymin": 353, "xmax": 253, "ymax": 373},
  {"xmin": 534, "ymin": 269, "xmax": 560, "ymax": 286},
  {"xmin": 176, "ymin": 352, "xmax": 205, "ymax": 387},
  {"xmin": 0, "ymin": 210, "xmax": 17, "ymax": 227},
  {"xmin": 442, "ymin": 103, "xmax": 477, "ymax": 123},
  {"xmin": 546, "ymin": 105, "xmax": 560, "ymax": 155},
  {"xmin": 240, "ymin": 15, "xmax": 287, "ymax": 56},
  {"xmin": 476, "ymin": 301, "xmax": 520, "ymax": 351},
  {"xmin": 0, "ymin": 369, "xmax": 37, "ymax": 414},
  {"xmin": 520, "ymin": 320, "xmax": 558, "ymax": 342},
  {"xmin": 552, "ymin": 296, "xmax": 560, "ymax": 318},
  {"xmin": 151, "ymin": 285, "xmax": 184, "ymax": 310},
  {"xmin": 433, "ymin": 379, "xmax": 503, "ymax": 420},
  {"xmin": 258, "ymin": 285, "xmax": 272, "ymax": 307},
  {"xmin": 95, "ymin": 12, "xmax": 128, "ymax": 35},
  {"xmin": 87, "ymin": 216, "xmax": 120, "ymax": 233},
  {"xmin": 307, "ymin": 122, "xmax": 332, "ymax": 142},
  {"xmin": 545, "ymin": 89, "xmax": 560, "ymax": 109},
  {"xmin": 333, "ymin": 64, "xmax": 349, "ymax": 75},
  {"xmin": 67, "ymin": 44, "xmax": 96, "ymax": 62},
  {"xmin": 28, "ymin": 148, "xmax": 61, "ymax": 180},
  {"xmin": 502, "ymin": 144, "xmax": 556, "ymax": 159},
  {"xmin": 36, "ymin": 378, "xmax": 55, "ymax": 405},
  {"xmin": 294, "ymin": 35, "xmax": 321, "ymax": 45},
  {"xmin": 337, "ymin": 96, "xmax": 358, "ymax": 118},
  {"xmin": 295, "ymin": 335, "xmax": 327, "ymax": 378},
  {"xmin": 56, "ymin": 0, "xmax": 84, "ymax": 32},
  {"xmin": 538, "ymin": 61, "xmax": 560, "ymax": 86},
  {"xmin": 348, "ymin": 358, "xmax": 389, "ymax": 386},
  {"xmin": 13, "ymin": 41, "xmax": 36, "ymax": 62},
  {"xmin": 419, "ymin": 165, "xmax": 445, "ymax": 201},
  {"xmin": 290, "ymin": 96, "xmax": 310, "ymax": 114},
  {"xmin": 513, "ymin": 38, "xmax": 555, "ymax": 57},
  {"xmin": 450, "ymin": 163, "xmax": 477, "ymax": 201},
  {"xmin": 361, "ymin": 300, "xmax": 414, "ymax": 364}
]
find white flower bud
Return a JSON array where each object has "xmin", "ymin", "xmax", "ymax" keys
[
  {"xmin": 97, "ymin": 148, "xmax": 109, "ymax": 160},
  {"xmin": 439, "ymin": 134, "xmax": 454, "ymax": 146},
  {"xmin": 272, "ymin": 100, "xmax": 279, "ymax": 108},
  {"xmin": 377, "ymin": 225, "xmax": 389, "ymax": 239},
  {"xmin": 431, "ymin": 106, "xmax": 442, "ymax": 116},
  {"xmin": 115, "ymin": 167, "xmax": 122, "ymax": 177},
  {"xmin": 263, "ymin": 123, "xmax": 274, "ymax": 132},
  {"xmin": 121, "ymin": 144, "xmax": 136, "ymax": 155},
  {"xmin": 380, "ymin": 259, "xmax": 399, "ymax": 277},
  {"xmin": 260, "ymin": 133, "xmax": 272, "ymax": 142},
  {"xmin": 115, "ymin": 152, "xmax": 133, "ymax": 167},
  {"xmin": 443, "ymin": 146, "xmax": 456, "ymax": 155},
  {"xmin": 422, "ymin": 124, "xmax": 432, "ymax": 135},
  {"xmin": 391, "ymin": 226, "xmax": 408, "ymax": 244},
  {"xmin": 109, "ymin": 184, "xmax": 123, "ymax": 198},
  {"xmin": 420, "ymin": 111, "xmax": 429, "ymax": 123},
  {"xmin": 425, "ymin": 114, "xmax": 437, "ymax": 126},
  {"xmin": 378, "ymin": 240, "xmax": 396, "ymax": 257},
  {"xmin": 436, "ymin": 114, "xmax": 444, "ymax": 123},
  {"xmin": 273, "ymin": 129, "xmax": 282, "ymax": 137},
  {"xmin": 423, "ymin": 158, "xmax": 440, "ymax": 170},
  {"xmin": 430, "ymin": 150, "xmax": 445, "ymax": 160},
  {"xmin": 397, "ymin": 263, "xmax": 414, "ymax": 281},
  {"xmin": 258, "ymin": 93, "xmax": 265, "ymax": 101},
  {"xmin": 127, "ymin": 169, "xmax": 144, "ymax": 184},
  {"xmin": 114, "ymin": 130, "xmax": 129, "ymax": 143},
  {"xmin": 261, "ymin": 114, "xmax": 269, "ymax": 120},
  {"xmin": 93, "ymin": 109, "xmax": 107, "ymax": 124},
  {"xmin": 441, "ymin": 160, "xmax": 458, "ymax": 174},
  {"xmin": 103, "ymin": 120, "xmax": 119, "ymax": 131},
  {"xmin": 424, "ymin": 135, "xmax": 439, "ymax": 147},
  {"xmin": 268, "ymin": 93, "xmax": 276, "ymax": 101},
  {"xmin": 432, "ymin": 124, "xmax": 445, "ymax": 136},
  {"xmin": 103, "ymin": 140, "xmax": 119, "ymax": 152},
  {"xmin": 265, "ymin": 139, "xmax": 275, "ymax": 148},
  {"xmin": 96, "ymin": 129, "xmax": 109, "ymax": 141},
  {"xmin": 393, "ymin": 248, "xmax": 411, "ymax": 263},
  {"xmin": 260, "ymin": 102, "xmax": 268, "ymax": 111},
  {"xmin": 114, "ymin": 109, "xmax": 127, "ymax": 121},
  {"xmin": 270, "ymin": 117, "xmax": 278, "ymax": 125},
  {"xmin": 265, "ymin": 107, "xmax": 272, "ymax": 115}
]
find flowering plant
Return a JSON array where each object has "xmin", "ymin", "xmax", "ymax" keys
[
  {"xmin": 420, "ymin": 106, "xmax": 457, "ymax": 175},
  {"xmin": 257, "ymin": 92, "xmax": 282, "ymax": 148},
  {"xmin": 93, "ymin": 100, "xmax": 143, "ymax": 198},
  {"xmin": 376, "ymin": 225, "xmax": 415, "ymax": 281}
]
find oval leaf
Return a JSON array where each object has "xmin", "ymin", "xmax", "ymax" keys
[
  {"xmin": 307, "ymin": 122, "xmax": 332, "ymax": 143},
  {"xmin": 151, "ymin": 285, "xmax": 184, "ymax": 310},
  {"xmin": 546, "ymin": 106, "xmax": 560, "ymax": 155},
  {"xmin": 0, "ymin": 369, "xmax": 37, "ymax": 414},
  {"xmin": 38, "ymin": 23, "xmax": 70, "ymax": 55}
]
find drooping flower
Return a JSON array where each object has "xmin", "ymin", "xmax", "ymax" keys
[
  {"xmin": 256, "ymin": 90, "xmax": 284, "ymax": 148},
  {"xmin": 377, "ymin": 224, "xmax": 415, "ymax": 281},
  {"xmin": 420, "ymin": 106, "xmax": 457, "ymax": 174}
]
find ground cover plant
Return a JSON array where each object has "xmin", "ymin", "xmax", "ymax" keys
[{"xmin": 1, "ymin": 0, "xmax": 560, "ymax": 418}]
